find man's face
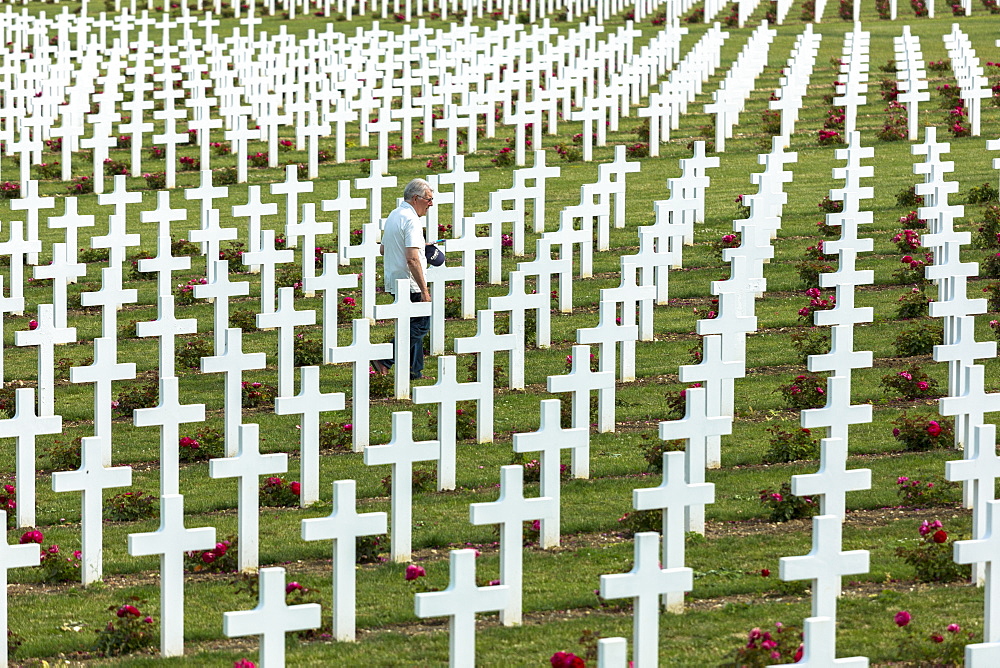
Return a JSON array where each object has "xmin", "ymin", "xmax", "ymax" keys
[{"xmin": 411, "ymin": 190, "xmax": 434, "ymax": 217}]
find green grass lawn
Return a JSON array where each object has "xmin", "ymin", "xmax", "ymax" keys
[{"xmin": 3, "ymin": 1, "xmax": 1000, "ymax": 665}]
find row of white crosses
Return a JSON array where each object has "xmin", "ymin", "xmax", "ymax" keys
[
  {"xmin": 910, "ymin": 128, "xmax": 1000, "ymax": 592},
  {"xmin": 781, "ymin": 131, "xmax": 875, "ymax": 665},
  {"xmin": 833, "ymin": 24, "xmax": 870, "ymax": 138},
  {"xmin": 704, "ymin": 21, "xmax": 776, "ymax": 152},
  {"xmin": 769, "ymin": 23, "xmax": 822, "ymax": 146},
  {"xmin": 638, "ymin": 23, "xmax": 728, "ymax": 157},
  {"xmin": 942, "ymin": 24, "xmax": 992, "ymax": 137},
  {"xmin": 893, "ymin": 26, "xmax": 930, "ymax": 141},
  {"xmin": 915, "ymin": 128, "xmax": 1000, "ymax": 664}
]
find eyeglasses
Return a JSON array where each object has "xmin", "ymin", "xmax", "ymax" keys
[{"xmin": 418, "ymin": 195, "xmax": 434, "ymax": 204}]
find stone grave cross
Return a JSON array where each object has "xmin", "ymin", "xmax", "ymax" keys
[
  {"xmin": 412, "ymin": 355, "xmax": 488, "ymax": 491},
  {"xmin": 301, "ymin": 480, "xmax": 388, "ymax": 641},
  {"xmin": 133, "ymin": 376, "xmax": 206, "ymax": 497},
  {"xmin": 15, "ymin": 303, "xmax": 76, "ymax": 417},
  {"xmin": 453, "ymin": 309, "xmax": 516, "ymax": 442},
  {"xmin": 0, "ymin": 511, "xmax": 39, "ymax": 664},
  {"xmin": 275, "ymin": 366, "xmax": 346, "ymax": 506},
  {"xmin": 469, "ymin": 465, "xmax": 556, "ymax": 626},
  {"xmin": 779, "ymin": 514, "xmax": 869, "ymax": 619},
  {"xmin": 271, "ymin": 165, "xmax": 315, "ymax": 249},
  {"xmin": 414, "ymin": 549, "xmax": 511, "ymax": 668},
  {"xmin": 242, "ymin": 230, "xmax": 294, "ymax": 315},
  {"xmin": 51, "ymin": 436, "xmax": 131, "ymax": 584},
  {"xmin": 343, "ymin": 221, "xmax": 382, "ymax": 321},
  {"xmin": 232, "ymin": 185, "xmax": 278, "ymax": 264},
  {"xmin": 375, "ymin": 279, "xmax": 432, "ymax": 400},
  {"xmin": 600, "ymin": 532, "xmax": 694, "ymax": 668},
  {"xmin": 209, "ymin": 423, "xmax": 288, "ymax": 571},
  {"xmin": 321, "ymin": 180, "xmax": 367, "ymax": 265},
  {"xmin": 223, "ymin": 567, "xmax": 321, "ymax": 668},
  {"xmin": 200, "ymin": 328, "xmax": 267, "ymax": 457},
  {"xmin": 10, "ymin": 180, "xmax": 53, "ymax": 265},
  {"xmin": 512, "ymin": 399, "xmax": 588, "ymax": 548},
  {"xmin": 548, "ymin": 343, "xmax": 615, "ymax": 446},
  {"xmin": 194, "ymin": 259, "xmax": 250, "ymax": 355},
  {"xmin": 0, "ymin": 388, "xmax": 62, "ymax": 527},
  {"xmin": 127, "ymin": 494, "xmax": 216, "ymax": 657},
  {"xmin": 328, "ymin": 318, "xmax": 393, "ymax": 451},
  {"xmin": 46, "ymin": 197, "xmax": 94, "ymax": 277},
  {"xmin": 140, "ymin": 191, "xmax": 192, "ymax": 299},
  {"xmin": 303, "ymin": 253, "xmax": 358, "ymax": 362},
  {"xmin": 69, "ymin": 335, "xmax": 136, "ymax": 466},
  {"xmin": 633, "ymin": 450, "xmax": 714, "ymax": 612},
  {"xmin": 256, "ymin": 287, "xmax": 316, "ymax": 399},
  {"xmin": 362, "ymin": 411, "xmax": 439, "ymax": 562}
]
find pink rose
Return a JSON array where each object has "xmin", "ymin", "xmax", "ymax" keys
[{"xmin": 405, "ymin": 564, "xmax": 426, "ymax": 581}]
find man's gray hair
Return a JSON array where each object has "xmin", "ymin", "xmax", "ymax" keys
[{"xmin": 403, "ymin": 178, "xmax": 431, "ymax": 202}]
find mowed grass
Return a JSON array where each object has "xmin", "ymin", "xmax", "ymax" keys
[{"xmin": 3, "ymin": 1, "xmax": 1000, "ymax": 665}]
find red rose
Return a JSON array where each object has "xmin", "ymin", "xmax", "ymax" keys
[{"xmin": 932, "ymin": 530, "xmax": 948, "ymax": 544}]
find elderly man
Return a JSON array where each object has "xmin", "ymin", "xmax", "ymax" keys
[{"xmin": 372, "ymin": 178, "xmax": 434, "ymax": 380}]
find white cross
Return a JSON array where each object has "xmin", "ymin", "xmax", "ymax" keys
[
  {"xmin": 470, "ymin": 465, "xmax": 555, "ymax": 626},
  {"xmin": 301, "ymin": 480, "xmax": 387, "ymax": 641},
  {"xmin": 658, "ymin": 387, "xmax": 732, "ymax": 533},
  {"xmin": 185, "ymin": 168, "xmax": 229, "ymax": 249},
  {"xmin": 209, "ymin": 423, "xmax": 287, "ymax": 571},
  {"xmin": 453, "ymin": 309, "xmax": 515, "ymax": 442},
  {"xmin": 633, "ymin": 450, "xmax": 714, "ymax": 611},
  {"xmin": 412, "ymin": 355, "xmax": 488, "ymax": 491},
  {"xmin": 321, "ymin": 179, "xmax": 367, "ymax": 264},
  {"xmin": 363, "ymin": 411, "xmax": 439, "ymax": 562},
  {"xmin": 70, "ymin": 336, "xmax": 136, "ymax": 465},
  {"xmin": 343, "ymin": 220, "xmax": 382, "ymax": 321},
  {"xmin": 52, "ymin": 436, "xmax": 131, "ymax": 584},
  {"xmin": 47, "ymin": 197, "xmax": 94, "ymax": 276},
  {"xmin": 780, "ymin": 514, "xmax": 869, "ymax": 619},
  {"xmin": 223, "ymin": 566, "xmax": 321, "ymax": 668},
  {"xmin": 305, "ymin": 253, "xmax": 358, "ymax": 363},
  {"xmin": 275, "ymin": 365, "xmax": 345, "ymax": 506},
  {"xmin": 195, "ymin": 257, "xmax": 250, "ymax": 354},
  {"xmin": 770, "ymin": 617, "xmax": 868, "ymax": 667},
  {"xmin": 189, "ymin": 208, "xmax": 238, "ymax": 286},
  {"xmin": 0, "ymin": 388, "xmax": 61, "ymax": 527},
  {"xmin": 242, "ymin": 230, "xmax": 294, "ymax": 315},
  {"xmin": 414, "ymin": 549, "xmax": 511, "ymax": 668},
  {"xmin": 256, "ymin": 287, "xmax": 315, "ymax": 398},
  {"xmin": 9, "ymin": 179, "xmax": 53, "ymax": 265},
  {"xmin": 548, "ymin": 343, "xmax": 615, "ymax": 453},
  {"xmin": 225, "ymin": 114, "xmax": 261, "ymax": 183},
  {"xmin": 956, "ymin": 499, "xmax": 1000, "ymax": 661},
  {"xmin": 289, "ymin": 203, "xmax": 331, "ymax": 294},
  {"xmin": 133, "ymin": 376, "xmax": 205, "ymax": 496},
  {"xmin": 140, "ymin": 191, "xmax": 191, "ymax": 299},
  {"xmin": 375, "ymin": 278, "xmax": 432, "ymax": 400},
  {"xmin": 600, "ymin": 532, "xmax": 694, "ymax": 668},
  {"xmin": 0, "ymin": 221, "xmax": 39, "ymax": 307},
  {"xmin": 0, "ymin": 510, "xmax": 39, "ymax": 664},
  {"xmin": 328, "ymin": 318, "xmax": 393, "ymax": 451},
  {"xmin": 271, "ymin": 165, "xmax": 315, "ymax": 248},
  {"xmin": 15, "ymin": 303, "xmax": 76, "ymax": 417},
  {"xmin": 232, "ymin": 185, "xmax": 278, "ymax": 267},
  {"xmin": 488, "ymin": 271, "xmax": 546, "ymax": 389},
  {"xmin": 80, "ymin": 264, "xmax": 139, "ymax": 342},
  {"xmin": 578, "ymin": 298, "xmax": 639, "ymax": 384},
  {"xmin": 128, "ymin": 494, "xmax": 216, "ymax": 657},
  {"xmin": 512, "ymin": 399, "xmax": 587, "ymax": 548},
  {"xmin": 355, "ymin": 158, "xmax": 397, "ymax": 226},
  {"xmin": 201, "ymin": 328, "xmax": 267, "ymax": 457},
  {"xmin": 795, "ymin": 396, "xmax": 873, "ymax": 517}
]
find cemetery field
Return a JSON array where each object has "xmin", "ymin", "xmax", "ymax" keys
[{"xmin": 3, "ymin": 1, "xmax": 1000, "ymax": 666}]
